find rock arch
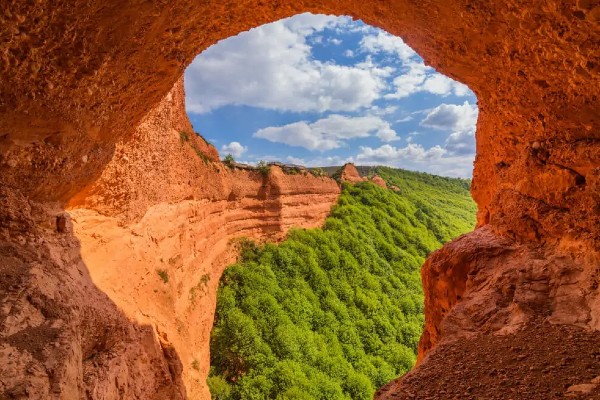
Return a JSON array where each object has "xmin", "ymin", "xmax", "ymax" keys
[
  {"xmin": 1, "ymin": 1, "xmax": 599, "ymax": 399},
  {"xmin": 2, "ymin": 1, "xmax": 598, "ymax": 238}
]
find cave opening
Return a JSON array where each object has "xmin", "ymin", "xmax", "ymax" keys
[
  {"xmin": 2, "ymin": 1, "xmax": 597, "ymax": 400},
  {"xmin": 180, "ymin": 13, "xmax": 480, "ymax": 399}
]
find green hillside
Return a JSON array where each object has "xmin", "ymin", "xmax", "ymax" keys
[{"xmin": 208, "ymin": 167, "xmax": 477, "ymax": 400}]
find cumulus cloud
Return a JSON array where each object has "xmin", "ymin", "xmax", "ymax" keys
[
  {"xmin": 444, "ymin": 129, "xmax": 476, "ymax": 156},
  {"xmin": 384, "ymin": 62, "xmax": 471, "ymax": 99},
  {"xmin": 358, "ymin": 30, "xmax": 471, "ymax": 99},
  {"xmin": 420, "ymin": 101, "xmax": 478, "ymax": 155},
  {"xmin": 259, "ymin": 143, "xmax": 474, "ymax": 177},
  {"xmin": 357, "ymin": 144, "xmax": 446, "ymax": 163},
  {"xmin": 285, "ymin": 155, "xmax": 353, "ymax": 167},
  {"xmin": 185, "ymin": 14, "xmax": 390, "ymax": 114},
  {"xmin": 359, "ymin": 31, "xmax": 416, "ymax": 62},
  {"xmin": 344, "ymin": 101, "xmax": 479, "ymax": 175},
  {"xmin": 369, "ymin": 105, "xmax": 398, "ymax": 116},
  {"xmin": 420, "ymin": 101, "xmax": 478, "ymax": 131},
  {"xmin": 220, "ymin": 141, "xmax": 247, "ymax": 158},
  {"xmin": 355, "ymin": 144, "xmax": 474, "ymax": 177},
  {"xmin": 254, "ymin": 114, "xmax": 399, "ymax": 151}
]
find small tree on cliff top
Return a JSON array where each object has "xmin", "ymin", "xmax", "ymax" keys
[{"xmin": 223, "ymin": 154, "xmax": 235, "ymax": 168}]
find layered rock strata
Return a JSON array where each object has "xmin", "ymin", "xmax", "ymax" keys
[{"xmin": 0, "ymin": 79, "xmax": 340, "ymax": 399}]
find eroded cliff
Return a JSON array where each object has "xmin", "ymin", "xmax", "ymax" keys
[
  {"xmin": 1, "ymin": 0, "xmax": 599, "ymax": 399},
  {"xmin": 0, "ymin": 79, "xmax": 340, "ymax": 399}
]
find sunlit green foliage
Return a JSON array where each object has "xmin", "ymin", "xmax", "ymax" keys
[{"xmin": 209, "ymin": 167, "xmax": 476, "ymax": 399}]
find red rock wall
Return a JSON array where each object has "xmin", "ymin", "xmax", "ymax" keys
[
  {"xmin": 0, "ymin": 78, "xmax": 340, "ymax": 399},
  {"xmin": 370, "ymin": 175, "xmax": 387, "ymax": 188},
  {"xmin": 340, "ymin": 163, "xmax": 367, "ymax": 184},
  {"xmin": 2, "ymin": 0, "xmax": 597, "ymax": 244},
  {"xmin": 67, "ymin": 80, "xmax": 340, "ymax": 399},
  {"xmin": 0, "ymin": 1, "xmax": 599, "ymax": 399}
]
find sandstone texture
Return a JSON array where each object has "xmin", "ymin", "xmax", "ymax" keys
[
  {"xmin": 339, "ymin": 163, "xmax": 367, "ymax": 184},
  {"xmin": 1, "ymin": 0, "xmax": 599, "ymax": 399},
  {"xmin": 0, "ymin": 79, "xmax": 340, "ymax": 399},
  {"xmin": 370, "ymin": 175, "xmax": 387, "ymax": 189}
]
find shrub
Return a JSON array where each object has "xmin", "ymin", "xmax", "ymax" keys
[
  {"xmin": 309, "ymin": 167, "xmax": 326, "ymax": 178},
  {"xmin": 223, "ymin": 154, "xmax": 235, "ymax": 167},
  {"xmin": 189, "ymin": 273, "xmax": 211, "ymax": 305},
  {"xmin": 192, "ymin": 145, "xmax": 211, "ymax": 164},
  {"xmin": 256, "ymin": 160, "xmax": 270, "ymax": 177},
  {"xmin": 179, "ymin": 131, "xmax": 189, "ymax": 142},
  {"xmin": 156, "ymin": 269, "xmax": 169, "ymax": 284},
  {"xmin": 207, "ymin": 375, "xmax": 231, "ymax": 400}
]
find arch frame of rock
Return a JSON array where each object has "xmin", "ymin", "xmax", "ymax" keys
[{"xmin": 1, "ymin": 0, "xmax": 599, "ymax": 398}]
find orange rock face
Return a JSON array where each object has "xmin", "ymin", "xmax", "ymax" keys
[
  {"xmin": 370, "ymin": 175, "xmax": 387, "ymax": 188},
  {"xmin": 0, "ymin": 79, "xmax": 340, "ymax": 399},
  {"xmin": 0, "ymin": 0, "xmax": 599, "ymax": 399},
  {"xmin": 340, "ymin": 163, "xmax": 367, "ymax": 184}
]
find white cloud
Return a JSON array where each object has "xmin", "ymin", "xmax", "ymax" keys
[
  {"xmin": 384, "ymin": 62, "xmax": 471, "ymax": 99},
  {"xmin": 444, "ymin": 129, "xmax": 476, "ymax": 156},
  {"xmin": 185, "ymin": 13, "xmax": 388, "ymax": 114},
  {"xmin": 395, "ymin": 115, "xmax": 413, "ymax": 123},
  {"xmin": 310, "ymin": 35, "xmax": 324, "ymax": 44},
  {"xmin": 344, "ymin": 49, "xmax": 354, "ymax": 58},
  {"xmin": 220, "ymin": 141, "xmax": 247, "ymax": 158},
  {"xmin": 420, "ymin": 101, "xmax": 478, "ymax": 132},
  {"xmin": 285, "ymin": 155, "xmax": 353, "ymax": 167},
  {"xmin": 254, "ymin": 114, "xmax": 399, "ymax": 151},
  {"xmin": 359, "ymin": 31, "xmax": 416, "ymax": 62},
  {"xmin": 357, "ymin": 31, "xmax": 471, "ymax": 100},
  {"xmin": 370, "ymin": 105, "xmax": 398, "ymax": 116},
  {"xmin": 254, "ymin": 143, "xmax": 474, "ymax": 177},
  {"xmin": 420, "ymin": 101, "xmax": 478, "ymax": 156},
  {"xmin": 357, "ymin": 144, "xmax": 447, "ymax": 163},
  {"xmin": 355, "ymin": 144, "xmax": 474, "ymax": 177}
]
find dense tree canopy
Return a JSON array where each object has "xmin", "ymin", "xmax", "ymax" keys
[{"xmin": 208, "ymin": 167, "xmax": 476, "ymax": 399}]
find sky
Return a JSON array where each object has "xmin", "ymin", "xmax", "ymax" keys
[{"xmin": 184, "ymin": 13, "xmax": 478, "ymax": 178}]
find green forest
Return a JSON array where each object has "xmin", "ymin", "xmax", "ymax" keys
[{"xmin": 208, "ymin": 167, "xmax": 476, "ymax": 399}]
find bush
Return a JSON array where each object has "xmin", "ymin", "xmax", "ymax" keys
[
  {"xmin": 223, "ymin": 154, "xmax": 235, "ymax": 167},
  {"xmin": 207, "ymin": 375, "xmax": 231, "ymax": 400},
  {"xmin": 256, "ymin": 160, "xmax": 270, "ymax": 177},
  {"xmin": 156, "ymin": 269, "xmax": 169, "ymax": 284},
  {"xmin": 309, "ymin": 167, "xmax": 326, "ymax": 178},
  {"xmin": 192, "ymin": 145, "xmax": 211, "ymax": 164},
  {"xmin": 189, "ymin": 273, "xmax": 211, "ymax": 304}
]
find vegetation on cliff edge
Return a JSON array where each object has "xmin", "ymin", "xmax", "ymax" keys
[{"xmin": 208, "ymin": 166, "xmax": 476, "ymax": 399}]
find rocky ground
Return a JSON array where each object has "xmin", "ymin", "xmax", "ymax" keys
[{"xmin": 377, "ymin": 320, "xmax": 600, "ymax": 399}]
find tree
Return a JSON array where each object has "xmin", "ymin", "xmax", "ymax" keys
[{"xmin": 223, "ymin": 153, "xmax": 235, "ymax": 167}]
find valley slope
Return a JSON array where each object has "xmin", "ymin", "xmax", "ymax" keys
[{"xmin": 208, "ymin": 168, "xmax": 476, "ymax": 399}]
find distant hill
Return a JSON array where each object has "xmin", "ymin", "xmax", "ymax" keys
[{"xmin": 313, "ymin": 165, "xmax": 471, "ymax": 190}]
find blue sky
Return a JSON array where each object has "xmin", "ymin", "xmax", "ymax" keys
[{"xmin": 184, "ymin": 13, "xmax": 478, "ymax": 177}]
